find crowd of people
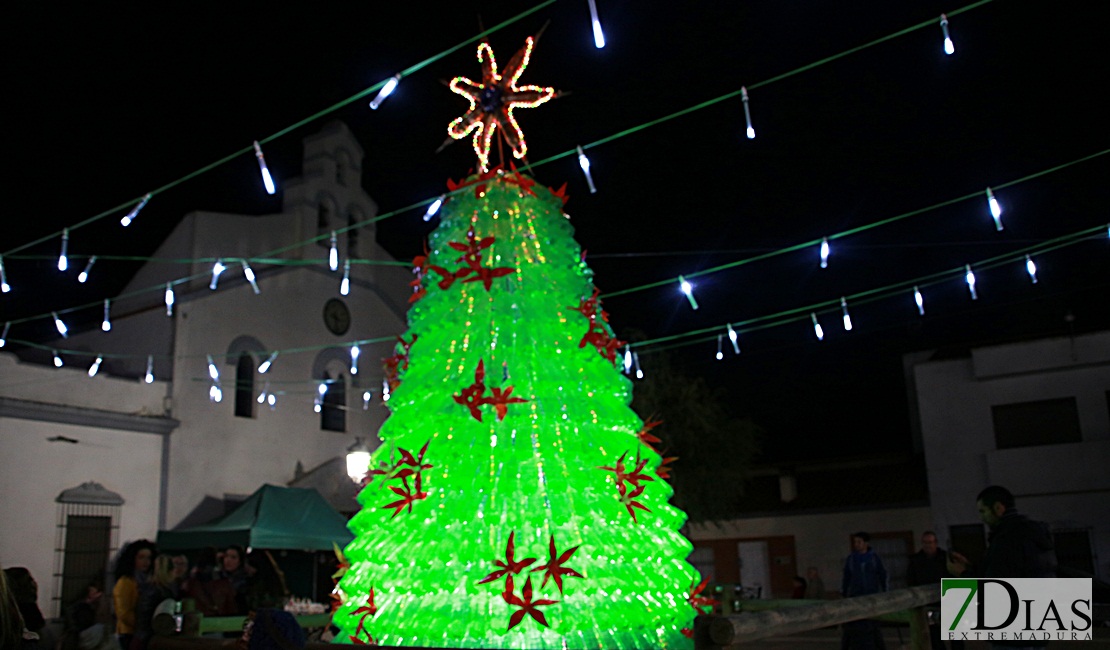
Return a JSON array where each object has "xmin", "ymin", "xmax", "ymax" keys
[{"xmin": 2, "ymin": 541, "xmax": 291, "ymax": 650}]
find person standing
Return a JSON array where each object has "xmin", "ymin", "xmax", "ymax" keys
[
  {"xmin": 947, "ymin": 485, "xmax": 1057, "ymax": 650},
  {"xmin": 907, "ymin": 531, "xmax": 964, "ymax": 650},
  {"xmin": 112, "ymin": 540, "xmax": 156, "ymax": 650},
  {"xmin": 841, "ymin": 531, "xmax": 888, "ymax": 650},
  {"xmin": 804, "ymin": 566, "xmax": 826, "ymax": 599}
]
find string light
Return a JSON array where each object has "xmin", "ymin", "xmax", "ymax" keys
[
  {"xmin": 329, "ymin": 231, "xmax": 339, "ymax": 271},
  {"xmin": 965, "ymin": 264, "xmax": 978, "ymax": 300},
  {"xmin": 362, "ymin": 390, "xmax": 373, "ymax": 410},
  {"xmin": 586, "ymin": 0, "xmax": 605, "ymax": 48},
  {"xmin": 53, "ymin": 350, "xmax": 63, "ymax": 368},
  {"xmin": 632, "ymin": 352, "xmax": 643, "ymax": 379},
  {"xmin": 78, "ymin": 256, "xmax": 97, "ymax": 283},
  {"xmin": 257, "ymin": 381, "xmax": 271, "ymax": 405},
  {"xmin": 423, "ymin": 195, "xmax": 444, "ymax": 222},
  {"xmin": 209, "ymin": 259, "xmax": 226, "ymax": 290},
  {"xmin": 102, "ymin": 300, "xmax": 112, "ymax": 332},
  {"xmin": 678, "ymin": 275, "xmax": 699, "ymax": 310},
  {"xmin": 350, "ymin": 344, "xmax": 360, "ymax": 375},
  {"xmin": 0, "ymin": 256, "xmax": 9, "ymax": 293},
  {"xmin": 206, "ymin": 355, "xmax": 220, "ymax": 382},
  {"xmin": 313, "ymin": 395, "xmax": 322, "ymax": 413},
  {"xmin": 242, "ymin": 261, "xmax": 260, "ymax": 294},
  {"xmin": 382, "ymin": 378, "xmax": 391, "ymax": 403},
  {"xmin": 576, "ymin": 145, "xmax": 597, "ymax": 194},
  {"xmin": 841, "ymin": 297, "xmax": 853, "ymax": 331},
  {"xmin": 623, "ymin": 346, "xmax": 632, "ymax": 374},
  {"xmin": 340, "ymin": 260, "xmax": 351, "ymax": 296},
  {"xmin": 252, "ymin": 141, "xmax": 276, "ymax": 195},
  {"xmin": 258, "ymin": 351, "xmax": 278, "ymax": 374},
  {"xmin": 165, "ymin": 283, "xmax": 175, "ymax": 316},
  {"xmin": 318, "ymin": 382, "xmax": 328, "ymax": 397},
  {"xmin": 913, "ymin": 285, "xmax": 925, "ymax": 316},
  {"xmin": 120, "ymin": 193, "xmax": 152, "ymax": 227},
  {"xmin": 52, "ymin": 312, "xmax": 68, "ymax": 338},
  {"xmin": 820, "ymin": 237, "xmax": 830, "ymax": 269},
  {"xmin": 741, "ymin": 86, "xmax": 755, "ymax": 139},
  {"xmin": 1025, "ymin": 254, "xmax": 1038, "ymax": 283},
  {"xmin": 369, "ymin": 73, "xmax": 402, "ymax": 110},
  {"xmin": 267, "ymin": 393, "xmax": 276, "ymax": 409},
  {"xmin": 727, "ymin": 323, "xmax": 740, "ymax": 354},
  {"xmin": 0, "ymin": 322, "xmax": 8, "ymax": 347},
  {"xmin": 715, "ymin": 334, "xmax": 723, "ymax": 360},
  {"xmin": 209, "ymin": 384, "xmax": 224, "ymax": 403},
  {"xmin": 144, "ymin": 355, "xmax": 155, "ymax": 383},
  {"xmin": 986, "ymin": 187, "xmax": 1003, "ymax": 231},
  {"xmin": 811, "ymin": 312, "xmax": 825, "ymax": 341},
  {"xmin": 58, "ymin": 228, "xmax": 69, "ymax": 272},
  {"xmin": 940, "ymin": 13, "xmax": 955, "ymax": 55},
  {"xmin": 88, "ymin": 355, "xmax": 102, "ymax": 377}
]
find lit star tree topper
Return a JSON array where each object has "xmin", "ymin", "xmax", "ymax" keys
[{"xmin": 447, "ymin": 36, "xmax": 556, "ymax": 172}]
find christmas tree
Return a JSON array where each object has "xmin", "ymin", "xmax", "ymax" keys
[{"xmin": 334, "ymin": 36, "xmax": 705, "ymax": 649}]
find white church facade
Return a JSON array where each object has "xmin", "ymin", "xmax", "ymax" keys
[{"xmin": 0, "ymin": 121, "xmax": 410, "ymax": 614}]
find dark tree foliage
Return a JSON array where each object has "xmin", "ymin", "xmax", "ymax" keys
[{"xmin": 628, "ymin": 342, "xmax": 763, "ymax": 523}]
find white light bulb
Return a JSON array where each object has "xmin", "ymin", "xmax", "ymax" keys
[
  {"xmin": 340, "ymin": 260, "xmax": 350, "ymax": 296},
  {"xmin": 267, "ymin": 393, "xmax": 276, "ymax": 409},
  {"xmin": 587, "ymin": 0, "xmax": 605, "ymax": 48},
  {"xmin": 120, "ymin": 193, "xmax": 152, "ymax": 227},
  {"xmin": 1025, "ymin": 255, "xmax": 1038, "ymax": 284},
  {"xmin": 329, "ymin": 231, "xmax": 339, "ymax": 271},
  {"xmin": 0, "ymin": 256, "xmax": 10, "ymax": 293},
  {"xmin": 0, "ymin": 322, "xmax": 8, "ymax": 347},
  {"xmin": 965, "ymin": 264, "xmax": 978, "ymax": 300},
  {"xmin": 210, "ymin": 259, "xmax": 226, "ymax": 290},
  {"xmin": 58, "ymin": 228, "xmax": 69, "ymax": 271},
  {"xmin": 242, "ymin": 261, "xmax": 260, "ymax": 294},
  {"xmin": 370, "ymin": 74, "xmax": 402, "ymax": 110},
  {"xmin": 623, "ymin": 346, "xmax": 632, "ymax": 374},
  {"xmin": 258, "ymin": 352, "xmax": 277, "ymax": 374},
  {"xmin": 382, "ymin": 378, "xmax": 391, "ymax": 402},
  {"xmin": 253, "ymin": 141, "xmax": 276, "ymax": 195},
  {"xmin": 741, "ymin": 86, "xmax": 755, "ymax": 139},
  {"xmin": 841, "ymin": 297, "xmax": 853, "ymax": 331},
  {"xmin": 986, "ymin": 187, "xmax": 1003, "ymax": 231},
  {"xmin": 940, "ymin": 13, "xmax": 955, "ymax": 55},
  {"xmin": 633, "ymin": 352, "xmax": 643, "ymax": 379},
  {"xmin": 423, "ymin": 195, "xmax": 444, "ymax": 222},
  {"xmin": 53, "ymin": 350, "xmax": 64, "ymax": 368},
  {"xmin": 913, "ymin": 286, "xmax": 925, "ymax": 316},
  {"xmin": 727, "ymin": 323, "xmax": 741, "ymax": 354},
  {"xmin": 811, "ymin": 313, "xmax": 825, "ymax": 341},
  {"xmin": 165, "ymin": 283, "xmax": 175, "ymax": 316},
  {"xmin": 88, "ymin": 355, "xmax": 102, "ymax": 377},
  {"xmin": 207, "ymin": 355, "xmax": 220, "ymax": 381},
  {"xmin": 716, "ymin": 334, "xmax": 724, "ymax": 360},
  {"xmin": 102, "ymin": 300, "xmax": 112, "ymax": 332},
  {"xmin": 53, "ymin": 312, "xmax": 68, "ymax": 338},
  {"xmin": 576, "ymin": 145, "xmax": 597, "ymax": 193},
  {"xmin": 350, "ymin": 344, "xmax": 360, "ymax": 375},
  {"xmin": 820, "ymin": 237, "xmax": 830, "ymax": 269},
  {"xmin": 362, "ymin": 390, "xmax": 372, "ymax": 410},
  {"xmin": 144, "ymin": 355, "xmax": 154, "ymax": 383},
  {"xmin": 313, "ymin": 399, "xmax": 322, "ymax": 414},
  {"xmin": 318, "ymin": 382, "xmax": 328, "ymax": 397},
  {"xmin": 257, "ymin": 381, "xmax": 271, "ymax": 404},
  {"xmin": 209, "ymin": 385, "xmax": 223, "ymax": 403},
  {"xmin": 78, "ymin": 256, "xmax": 97, "ymax": 283},
  {"xmin": 677, "ymin": 275, "xmax": 699, "ymax": 310}
]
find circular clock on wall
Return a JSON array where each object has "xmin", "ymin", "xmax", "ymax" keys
[{"xmin": 323, "ymin": 298, "xmax": 351, "ymax": 335}]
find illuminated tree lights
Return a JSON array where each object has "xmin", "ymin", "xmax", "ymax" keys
[{"xmin": 334, "ymin": 174, "xmax": 700, "ymax": 649}]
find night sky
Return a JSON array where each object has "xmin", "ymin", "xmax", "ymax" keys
[{"xmin": 3, "ymin": 2, "xmax": 1108, "ymax": 461}]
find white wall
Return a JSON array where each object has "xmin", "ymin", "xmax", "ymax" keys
[{"xmin": 912, "ymin": 330, "xmax": 1110, "ymax": 581}]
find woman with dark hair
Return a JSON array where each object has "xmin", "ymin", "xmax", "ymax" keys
[
  {"xmin": 219, "ymin": 546, "xmax": 249, "ymax": 614},
  {"xmin": 2, "ymin": 567, "xmax": 32, "ymax": 649},
  {"xmin": 3, "ymin": 567, "xmax": 45, "ymax": 636},
  {"xmin": 112, "ymin": 540, "xmax": 156, "ymax": 650}
]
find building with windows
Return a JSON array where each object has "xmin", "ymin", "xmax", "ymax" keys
[
  {"xmin": 0, "ymin": 121, "xmax": 410, "ymax": 613},
  {"xmin": 909, "ymin": 329, "xmax": 1110, "ymax": 583}
]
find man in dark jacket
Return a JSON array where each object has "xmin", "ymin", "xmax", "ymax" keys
[
  {"xmin": 908, "ymin": 532, "xmax": 964, "ymax": 650},
  {"xmin": 841, "ymin": 532, "xmax": 888, "ymax": 649},
  {"xmin": 948, "ymin": 485, "xmax": 1058, "ymax": 649}
]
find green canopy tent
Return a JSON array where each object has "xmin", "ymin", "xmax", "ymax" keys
[{"xmin": 157, "ymin": 484, "xmax": 353, "ymax": 551}]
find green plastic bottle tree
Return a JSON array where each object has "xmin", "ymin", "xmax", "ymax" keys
[{"xmin": 334, "ymin": 35, "xmax": 708, "ymax": 649}]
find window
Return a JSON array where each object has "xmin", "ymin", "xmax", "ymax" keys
[
  {"xmin": 53, "ymin": 483, "xmax": 121, "ymax": 616},
  {"xmin": 235, "ymin": 353, "xmax": 255, "ymax": 418},
  {"xmin": 991, "ymin": 397, "xmax": 1081, "ymax": 449},
  {"xmin": 321, "ymin": 371, "xmax": 346, "ymax": 432}
]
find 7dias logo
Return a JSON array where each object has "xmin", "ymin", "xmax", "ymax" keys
[{"xmin": 941, "ymin": 578, "xmax": 1093, "ymax": 643}]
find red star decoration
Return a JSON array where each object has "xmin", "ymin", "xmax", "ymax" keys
[
  {"xmin": 478, "ymin": 531, "xmax": 537, "ymax": 585},
  {"xmin": 484, "ymin": 385, "xmax": 528, "ymax": 421},
  {"xmin": 619, "ymin": 484, "xmax": 651, "ymax": 522},
  {"xmin": 453, "ymin": 360, "xmax": 488, "ymax": 422},
  {"xmin": 462, "ymin": 265, "xmax": 515, "ymax": 291},
  {"xmin": 353, "ymin": 588, "xmax": 377, "ymax": 636},
  {"xmin": 392, "ymin": 440, "xmax": 433, "ymax": 481},
  {"xmin": 381, "ymin": 473, "xmax": 428, "ymax": 518},
  {"xmin": 688, "ymin": 578, "xmax": 720, "ymax": 614},
  {"xmin": 637, "ymin": 417, "xmax": 664, "ymax": 448},
  {"xmin": 681, "ymin": 628, "xmax": 695, "ymax": 639},
  {"xmin": 447, "ymin": 166, "xmax": 501, "ymax": 198},
  {"xmin": 503, "ymin": 162, "xmax": 537, "ymax": 197},
  {"xmin": 548, "ymin": 182, "xmax": 570, "ymax": 205},
  {"xmin": 382, "ymin": 334, "xmax": 418, "ymax": 390},
  {"xmin": 598, "ymin": 451, "xmax": 654, "ymax": 497},
  {"xmin": 530, "ymin": 534, "xmax": 584, "ymax": 594},
  {"xmin": 447, "ymin": 37, "xmax": 556, "ymax": 172},
  {"xmin": 656, "ymin": 455, "xmax": 679, "ymax": 481},
  {"xmin": 504, "ymin": 575, "xmax": 558, "ymax": 630}
]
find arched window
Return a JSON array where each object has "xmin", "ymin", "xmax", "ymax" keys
[
  {"xmin": 336, "ymin": 150, "xmax": 351, "ymax": 186},
  {"xmin": 235, "ymin": 352, "xmax": 255, "ymax": 418},
  {"xmin": 53, "ymin": 483, "xmax": 122, "ymax": 616},
  {"xmin": 321, "ymin": 371, "xmax": 346, "ymax": 432}
]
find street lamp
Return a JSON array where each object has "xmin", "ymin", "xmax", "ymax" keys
[{"xmin": 345, "ymin": 438, "xmax": 371, "ymax": 483}]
